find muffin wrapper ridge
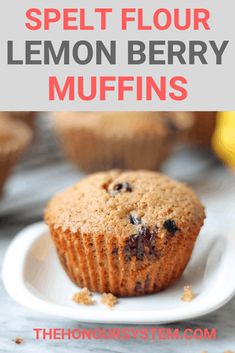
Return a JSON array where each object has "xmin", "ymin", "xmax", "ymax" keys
[
  {"xmin": 49, "ymin": 225, "xmax": 200, "ymax": 297},
  {"xmin": 55, "ymin": 127, "xmax": 172, "ymax": 172}
]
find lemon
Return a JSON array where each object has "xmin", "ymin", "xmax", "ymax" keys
[{"xmin": 213, "ymin": 112, "xmax": 235, "ymax": 168}]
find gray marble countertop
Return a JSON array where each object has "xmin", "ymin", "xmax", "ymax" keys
[{"xmin": 0, "ymin": 117, "xmax": 234, "ymax": 353}]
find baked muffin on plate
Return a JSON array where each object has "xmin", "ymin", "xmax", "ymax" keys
[
  {"xmin": 45, "ymin": 170, "xmax": 205, "ymax": 297},
  {"xmin": 0, "ymin": 114, "xmax": 32, "ymax": 194},
  {"xmin": 53, "ymin": 112, "xmax": 192, "ymax": 172}
]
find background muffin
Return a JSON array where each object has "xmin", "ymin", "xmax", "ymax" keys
[
  {"xmin": 188, "ymin": 112, "xmax": 217, "ymax": 147},
  {"xmin": 0, "ymin": 114, "xmax": 32, "ymax": 194},
  {"xmin": 45, "ymin": 170, "xmax": 205, "ymax": 297},
  {"xmin": 3, "ymin": 112, "xmax": 36, "ymax": 129},
  {"xmin": 53, "ymin": 112, "xmax": 192, "ymax": 172}
]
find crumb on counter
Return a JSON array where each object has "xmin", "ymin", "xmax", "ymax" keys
[
  {"xmin": 101, "ymin": 293, "xmax": 118, "ymax": 309},
  {"xmin": 181, "ymin": 285, "xmax": 195, "ymax": 302},
  {"xmin": 72, "ymin": 288, "xmax": 94, "ymax": 305},
  {"xmin": 12, "ymin": 337, "xmax": 24, "ymax": 345}
]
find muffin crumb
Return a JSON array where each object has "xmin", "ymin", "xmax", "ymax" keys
[
  {"xmin": 72, "ymin": 288, "xmax": 94, "ymax": 305},
  {"xmin": 181, "ymin": 285, "xmax": 195, "ymax": 302},
  {"xmin": 101, "ymin": 293, "xmax": 118, "ymax": 308},
  {"xmin": 12, "ymin": 337, "xmax": 24, "ymax": 345}
]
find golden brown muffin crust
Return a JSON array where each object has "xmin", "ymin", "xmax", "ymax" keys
[
  {"xmin": 45, "ymin": 170, "xmax": 205, "ymax": 238},
  {"xmin": 53, "ymin": 111, "xmax": 191, "ymax": 139}
]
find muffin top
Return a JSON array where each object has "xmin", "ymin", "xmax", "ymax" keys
[
  {"xmin": 4, "ymin": 112, "xmax": 32, "ymax": 118},
  {"xmin": 0, "ymin": 114, "xmax": 32, "ymax": 158},
  {"xmin": 53, "ymin": 112, "xmax": 192, "ymax": 139},
  {"xmin": 45, "ymin": 170, "xmax": 205, "ymax": 238}
]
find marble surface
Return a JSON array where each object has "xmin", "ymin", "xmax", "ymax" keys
[{"xmin": 0, "ymin": 117, "xmax": 234, "ymax": 353}]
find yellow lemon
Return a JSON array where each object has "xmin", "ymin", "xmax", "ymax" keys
[{"xmin": 213, "ymin": 112, "xmax": 235, "ymax": 168}]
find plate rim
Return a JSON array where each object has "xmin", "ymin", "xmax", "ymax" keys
[{"xmin": 2, "ymin": 222, "xmax": 235, "ymax": 324}]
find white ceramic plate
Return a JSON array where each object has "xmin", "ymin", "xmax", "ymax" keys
[{"xmin": 3, "ymin": 222, "xmax": 235, "ymax": 324}]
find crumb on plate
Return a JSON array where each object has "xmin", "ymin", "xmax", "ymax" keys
[
  {"xmin": 72, "ymin": 288, "xmax": 94, "ymax": 305},
  {"xmin": 12, "ymin": 337, "xmax": 24, "ymax": 345},
  {"xmin": 181, "ymin": 285, "xmax": 195, "ymax": 302},
  {"xmin": 101, "ymin": 293, "xmax": 118, "ymax": 309}
]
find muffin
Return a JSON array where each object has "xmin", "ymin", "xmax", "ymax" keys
[
  {"xmin": 3, "ymin": 112, "xmax": 36, "ymax": 128},
  {"xmin": 53, "ymin": 112, "xmax": 192, "ymax": 172},
  {"xmin": 188, "ymin": 112, "xmax": 217, "ymax": 147},
  {"xmin": 45, "ymin": 170, "xmax": 205, "ymax": 297},
  {"xmin": 0, "ymin": 114, "xmax": 32, "ymax": 194}
]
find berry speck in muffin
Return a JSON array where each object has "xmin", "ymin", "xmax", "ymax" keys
[
  {"xmin": 129, "ymin": 214, "xmax": 142, "ymax": 225},
  {"xmin": 163, "ymin": 219, "xmax": 180, "ymax": 235},
  {"xmin": 109, "ymin": 182, "xmax": 132, "ymax": 195},
  {"xmin": 124, "ymin": 225, "xmax": 157, "ymax": 261}
]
